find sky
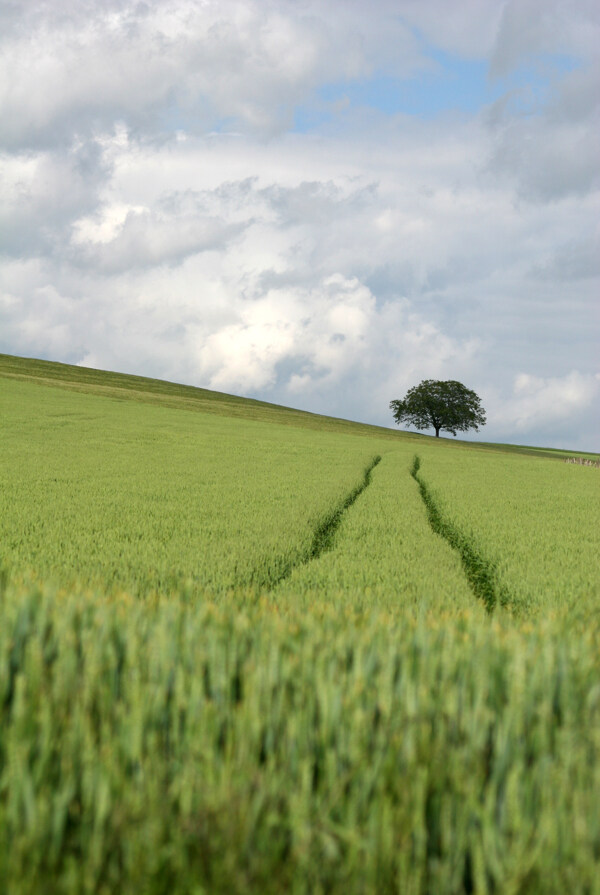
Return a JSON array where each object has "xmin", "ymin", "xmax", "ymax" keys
[{"xmin": 1, "ymin": 0, "xmax": 599, "ymax": 449}]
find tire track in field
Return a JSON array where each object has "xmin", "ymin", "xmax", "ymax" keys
[
  {"xmin": 411, "ymin": 455, "xmax": 511, "ymax": 613},
  {"xmin": 254, "ymin": 455, "xmax": 381, "ymax": 591}
]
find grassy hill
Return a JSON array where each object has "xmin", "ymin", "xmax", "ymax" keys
[
  {"xmin": 1, "ymin": 353, "xmax": 599, "ymax": 894},
  {"xmin": 0, "ymin": 352, "xmax": 422, "ymax": 441},
  {"xmin": 4, "ymin": 352, "xmax": 598, "ymax": 461}
]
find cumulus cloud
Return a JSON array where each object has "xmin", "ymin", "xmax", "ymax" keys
[
  {"xmin": 0, "ymin": 141, "xmax": 109, "ymax": 255},
  {"xmin": 200, "ymin": 274, "xmax": 377, "ymax": 392},
  {"xmin": 0, "ymin": 0, "xmax": 423, "ymax": 149},
  {"xmin": 70, "ymin": 200, "xmax": 248, "ymax": 274},
  {"xmin": 489, "ymin": 371, "xmax": 600, "ymax": 445},
  {"xmin": 197, "ymin": 273, "xmax": 474, "ymax": 400},
  {"xmin": 485, "ymin": 1, "xmax": 600, "ymax": 200},
  {"xmin": 490, "ymin": 0, "xmax": 600, "ymax": 78},
  {"xmin": 486, "ymin": 87, "xmax": 600, "ymax": 200}
]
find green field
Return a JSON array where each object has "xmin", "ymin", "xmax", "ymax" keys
[{"xmin": 1, "ymin": 353, "xmax": 599, "ymax": 894}]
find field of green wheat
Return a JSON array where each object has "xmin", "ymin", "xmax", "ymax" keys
[{"xmin": 1, "ymin": 352, "xmax": 599, "ymax": 895}]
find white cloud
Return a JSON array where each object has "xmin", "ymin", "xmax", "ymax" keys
[
  {"xmin": 0, "ymin": 0, "xmax": 422, "ymax": 148},
  {"xmin": 490, "ymin": 0, "xmax": 600, "ymax": 78},
  {"xmin": 70, "ymin": 202, "xmax": 247, "ymax": 273},
  {"xmin": 486, "ymin": 79, "xmax": 600, "ymax": 200},
  {"xmin": 492, "ymin": 371, "xmax": 600, "ymax": 435},
  {"xmin": 484, "ymin": 2, "xmax": 600, "ymax": 201}
]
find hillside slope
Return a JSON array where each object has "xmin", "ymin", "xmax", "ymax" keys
[{"xmin": 0, "ymin": 352, "xmax": 419, "ymax": 442}]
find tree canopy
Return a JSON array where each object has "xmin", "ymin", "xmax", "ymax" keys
[{"xmin": 390, "ymin": 380, "xmax": 486, "ymax": 438}]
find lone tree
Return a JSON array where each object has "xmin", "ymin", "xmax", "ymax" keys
[{"xmin": 390, "ymin": 380, "xmax": 486, "ymax": 438}]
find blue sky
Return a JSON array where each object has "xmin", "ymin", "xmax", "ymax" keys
[
  {"xmin": 294, "ymin": 50, "xmax": 580, "ymax": 130},
  {"xmin": 1, "ymin": 0, "xmax": 599, "ymax": 449}
]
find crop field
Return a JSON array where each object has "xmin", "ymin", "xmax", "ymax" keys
[
  {"xmin": 1, "ymin": 353, "xmax": 599, "ymax": 895},
  {"xmin": 413, "ymin": 447, "xmax": 600, "ymax": 615}
]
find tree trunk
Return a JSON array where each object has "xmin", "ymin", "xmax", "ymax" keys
[{"xmin": 435, "ymin": 427, "xmax": 440, "ymax": 437}]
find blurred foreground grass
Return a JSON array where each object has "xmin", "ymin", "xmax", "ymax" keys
[{"xmin": 2, "ymin": 579, "xmax": 599, "ymax": 895}]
